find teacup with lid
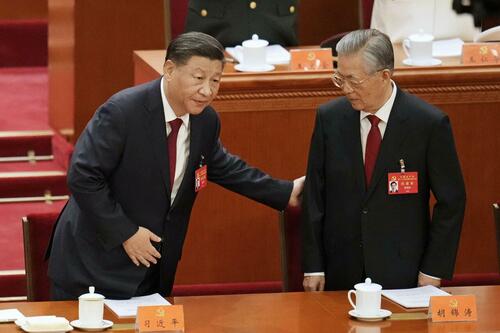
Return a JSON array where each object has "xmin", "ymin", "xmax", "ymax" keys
[
  {"xmin": 78, "ymin": 286, "xmax": 105, "ymax": 328},
  {"xmin": 347, "ymin": 278, "xmax": 382, "ymax": 317}
]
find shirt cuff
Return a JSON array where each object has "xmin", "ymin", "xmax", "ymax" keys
[
  {"xmin": 304, "ymin": 272, "xmax": 325, "ymax": 277},
  {"xmin": 420, "ymin": 271, "xmax": 441, "ymax": 280}
]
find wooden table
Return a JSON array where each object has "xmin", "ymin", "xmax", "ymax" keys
[
  {"xmin": 134, "ymin": 46, "xmax": 500, "ymax": 286},
  {"xmin": 1, "ymin": 286, "xmax": 498, "ymax": 332}
]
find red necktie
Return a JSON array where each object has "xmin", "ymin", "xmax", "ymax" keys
[
  {"xmin": 365, "ymin": 115, "xmax": 382, "ymax": 187},
  {"xmin": 167, "ymin": 118, "xmax": 183, "ymax": 191}
]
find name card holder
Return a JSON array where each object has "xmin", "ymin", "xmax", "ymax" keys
[
  {"xmin": 462, "ymin": 43, "xmax": 500, "ymax": 65},
  {"xmin": 136, "ymin": 305, "xmax": 184, "ymax": 332},
  {"xmin": 429, "ymin": 295, "xmax": 477, "ymax": 323},
  {"xmin": 289, "ymin": 48, "xmax": 333, "ymax": 71}
]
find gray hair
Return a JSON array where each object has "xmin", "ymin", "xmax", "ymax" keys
[{"xmin": 336, "ymin": 29, "xmax": 394, "ymax": 73}]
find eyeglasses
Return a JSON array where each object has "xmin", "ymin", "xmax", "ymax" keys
[{"xmin": 332, "ymin": 69, "xmax": 384, "ymax": 89}]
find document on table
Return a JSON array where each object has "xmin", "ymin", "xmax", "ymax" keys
[
  {"xmin": 382, "ymin": 285, "xmax": 450, "ymax": 308},
  {"xmin": 0, "ymin": 309, "xmax": 24, "ymax": 323},
  {"xmin": 104, "ymin": 293, "xmax": 171, "ymax": 318}
]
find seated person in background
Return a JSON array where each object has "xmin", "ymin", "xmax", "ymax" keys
[
  {"xmin": 47, "ymin": 32, "xmax": 304, "ymax": 300},
  {"xmin": 184, "ymin": 0, "xmax": 298, "ymax": 47},
  {"xmin": 371, "ymin": 0, "xmax": 480, "ymax": 42},
  {"xmin": 302, "ymin": 29, "xmax": 466, "ymax": 292}
]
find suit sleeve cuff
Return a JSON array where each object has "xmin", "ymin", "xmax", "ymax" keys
[
  {"xmin": 420, "ymin": 271, "xmax": 441, "ymax": 280},
  {"xmin": 304, "ymin": 272, "xmax": 325, "ymax": 277}
]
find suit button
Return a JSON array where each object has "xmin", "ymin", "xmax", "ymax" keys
[
  {"xmin": 360, "ymin": 242, "xmax": 363, "ymax": 248},
  {"xmin": 362, "ymin": 209, "xmax": 368, "ymax": 214},
  {"xmin": 249, "ymin": 1, "xmax": 257, "ymax": 9},
  {"xmin": 289, "ymin": 5, "xmax": 295, "ymax": 13},
  {"xmin": 200, "ymin": 9, "xmax": 208, "ymax": 17}
]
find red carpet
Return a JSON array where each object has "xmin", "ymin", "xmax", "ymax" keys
[
  {"xmin": 0, "ymin": 67, "xmax": 49, "ymax": 131},
  {"xmin": 0, "ymin": 201, "xmax": 66, "ymax": 270}
]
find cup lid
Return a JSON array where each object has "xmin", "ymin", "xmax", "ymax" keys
[
  {"xmin": 408, "ymin": 30, "xmax": 434, "ymax": 42},
  {"xmin": 79, "ymin": 286, "xmax": 105, "ymax": 300},
  {"xmin": 242, "ymin": 34, "xmax": 269, "ymax": 48},
  {"xmin": 353, "ymin": 278, "xmax": 382, "ymax": 291}
]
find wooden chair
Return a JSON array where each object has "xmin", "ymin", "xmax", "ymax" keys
[
  {"xmin": 494, "ymin": 202, "xmax": 500, "ymax": 270},
  {"xmin": 278, "ymin": 206, "xmax": 303, "ymax": 292},
  {"xmin": 22, "ymin": 212, "xmax": 60, "ymax": 301}
]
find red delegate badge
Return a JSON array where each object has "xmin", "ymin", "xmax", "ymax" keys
[
  {"xmin": 195, "ymin": 165, "xmax": 207, "ymax": 192},
  {"xmin": 388, "ymin": 172, "xmax": 418, "ymax": 195}
]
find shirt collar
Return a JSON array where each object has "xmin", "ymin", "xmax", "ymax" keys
[
  {"xmin": 360, "ymin": 80, "xmax": 397, "ymax": 123},
  {"xmin": 160, "ymin": 76, "xmax": 190, "ymax": 126}
]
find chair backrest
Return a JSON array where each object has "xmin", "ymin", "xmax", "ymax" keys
[
  {"xmin": 494, "ymin": 202, "xmax": 500, "ymax": 271},
  {"xmin": 22, "ymin": 212, "xmax": 60, "ymax": 301},
  {"xmin": 361, "ymin": 0, "xmax": 375, "ymax": 29},
  {"xmin": 278, "ymin": 206, "xmax": 303, "ymax": 292}
]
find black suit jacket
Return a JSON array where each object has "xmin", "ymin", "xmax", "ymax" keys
[
  {"xmin": 184, "ymin": 0, "xmax": 298, "ymax": 47},
  {"xmin": 47, "ymin": 78, "xmax": 292, "ymax": 299},
  {"xmin": 302, "ymin": 88, "xmax": 466, "ymax": 290}
]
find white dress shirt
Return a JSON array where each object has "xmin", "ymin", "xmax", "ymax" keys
[
  {"xmin": 359, "ymin": 80, "xmax": 397, "ymax": 162},
  {"xmin": 160, "ymin": 77, "xmax": 190, "ymax": 203}
]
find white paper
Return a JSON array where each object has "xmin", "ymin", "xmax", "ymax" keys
[
  {"xmin": 0, "ymin": 309, "xmax": 24, "ymax": 323},
  {"xmin": 226, "ymin": 44, "xmax": 291, "ymax": 65},
  {"xmin": 382, "ymin": 285, "xmax": 450, "ymax": 308},
  {"xmin": 104, "ymin": 293, "xmax": 171, "ymax": 318},
  {"xmin": 432, "ymin": 38, "xmax": 464, "ymax": 57}
]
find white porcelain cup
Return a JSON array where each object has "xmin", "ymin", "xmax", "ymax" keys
[
  {"xmin": 236, "ymin": 34, "xmax": 268, "ymax": 69},
  {"xmin": 347, "ymin": 278, "xmax": 382, "ymax": 317},
  {"xmin": 78, "ymin": 286, "xmax": 105, "ymax": 328},
  {"xmin": 403, "ymin": 31, "xmax": 434, "ymax": 65}
]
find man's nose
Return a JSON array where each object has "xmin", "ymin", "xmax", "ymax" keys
[{"xmin": 199, "ymin": 81, "xmax": 213, "ymax": 96}]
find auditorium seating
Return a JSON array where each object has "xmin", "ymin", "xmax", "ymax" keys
[
  {"xmin": 494, "ymin": 202, "xmax": 500, "ymax": 270},
  {"xmin": 278, "ymin": 206, "xmax": 303, "ymax": 292},
  {"xmin": 22, "ymin": 212, "xmax": 60, "ymax": 301}
]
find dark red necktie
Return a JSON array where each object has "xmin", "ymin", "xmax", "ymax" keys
[
  {"xmin": 365, "ymin": 115, "xmax": 382, "ymax": 187},
  {"xmin": 167, "ymin": 118, "xmax": 183, "ymax": 191}
]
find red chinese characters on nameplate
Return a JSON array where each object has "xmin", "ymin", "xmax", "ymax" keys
[{"xmin": 387, "ymin": 172, "xmax": 418, "ymax": 195}]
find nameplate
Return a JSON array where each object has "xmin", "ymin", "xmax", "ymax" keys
[
  {"xmin": 429, "ymin": 295, "xmax": 477, "ymax": 322},
  {"xmin": 289, "ymin": 48, "xmax": 333, "ymax": 71},
  {"xmin": 136, "ymin": 305, "xmax": 184, "ymax": 332},
  {"xmin": 462, "ymin": 43, "xmax": 500, "ymax": 65}
]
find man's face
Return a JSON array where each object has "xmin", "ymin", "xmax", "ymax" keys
[
  {"xmin": 336, "ymin": 52, "xmax": 390, "ymax": 114},
  {"xmin": 163, "ymin": 56, "xmax": 223, "ymax": 117}
]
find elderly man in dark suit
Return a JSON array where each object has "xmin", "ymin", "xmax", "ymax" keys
[
  {"xmin": 184, "ymin": 0, "xmax": 298, "ymax": 47},
  {"xmin": 47, "ymin": 32, "xmax": 303, "ymax": 300},
  {"xmin": 302, "ymin": 29, "xmax": 466, "ymax": 291}
]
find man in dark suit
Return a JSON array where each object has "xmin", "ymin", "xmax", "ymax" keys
[
  {"xmin": 302, "ymin": 29, "xmax": 466, "ymax": 291},
  {"xmin": 47, "ymin": 32, "xmax": 303, "ymax": 300},
  {"xmin": 184, "ymin": 0, "xmax": 298, "ymax": 47}
]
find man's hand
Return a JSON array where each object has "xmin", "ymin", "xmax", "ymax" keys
[
  {"xmin": 288, "ymin": 176, "xmax": 305, "ymax": 207},
  {"xmin": 123, "ymin": 227, "xmax": 162, "ymax": 267},
  {"xmin": 303, "ymin": 276, "xmax": 325, "ymax": 292},
  {"xmin": 418, "ymin": 272, "xmax": 441, "ymax": 287}
]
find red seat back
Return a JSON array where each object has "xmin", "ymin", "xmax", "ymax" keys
[
  {"xmin": 279, "ymin": 206, "xmax": 303, "ymax": 292},
  {"xmin": 23, "ymin": 212, "xmax": 60, "ymax": 301}
]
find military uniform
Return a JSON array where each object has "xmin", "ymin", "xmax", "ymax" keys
[{"xmin": 184, "ymin": 0, "xmax": 298, "ymax": 47}]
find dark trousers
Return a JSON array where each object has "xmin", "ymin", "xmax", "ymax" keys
[{"xmin": 51, "ymin": 282, "xmax": 80, "ymax": 301}]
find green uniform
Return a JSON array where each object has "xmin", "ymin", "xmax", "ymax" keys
[{"xmin": 184, "ymin": 0, "xmax": 298, "ymax": 47}]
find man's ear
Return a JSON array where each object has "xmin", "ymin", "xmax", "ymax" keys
[
  {"xmin": 163, "ymin": 60, "xmax": 176, "ymax": 81},
  {"xmin": 382, "ymin": 69, "xmax": 392, "ymax": 81}
]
